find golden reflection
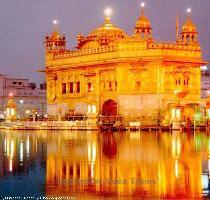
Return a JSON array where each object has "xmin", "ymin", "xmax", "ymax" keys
[
  {"xmin": 45, "ymin": 131, "xmax": 207, "ymax": 198},
  {"xmin": 26, "ymin": 135, "xmax": 30, "ymax": 157},
  {"xmin": 20, "ymin": 141, "xmax": 23, "ymax": 162},
  {"xmin": 0, "ymin": 130, "xmax": 47, "ymax": 176}
]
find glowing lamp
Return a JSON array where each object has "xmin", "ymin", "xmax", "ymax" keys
[
  {"xmin": 141, "ymin": 2, "xmax": 145, "ymax": 7},
  {"xmin": 187, "ymin": 8, "xmax": 191, "ymax": 13},
  {"xmin": 53, "ymin": 20, "xmax": 58, "ymax": 25},
  {"xmin": 9, "ymin": 92, "xmax": 13, "ymax": 97},
  {"xmin": 104, "ymin": 8, "xmax": 112, "ymax": 17}
]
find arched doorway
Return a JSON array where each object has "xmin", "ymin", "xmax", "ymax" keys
[{"xmin": 102, "ymin": 99, "xmax": 117, "ymax": 116}]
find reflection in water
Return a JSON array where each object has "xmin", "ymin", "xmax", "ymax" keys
[
  {"xmin": 0, "ymin": 130, "xmax": 210, "ymax": 198},
  {"xmin": 0, "ymin": 130, "xmax": 47, "ymax": 196}
]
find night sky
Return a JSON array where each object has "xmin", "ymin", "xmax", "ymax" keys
[{"xmin": 0, "ymin": 0, "xmax": 209, "ymax": 84}]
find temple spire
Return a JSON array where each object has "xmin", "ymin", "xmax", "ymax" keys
[
  {"xmin": 179, "ymin": 7, "xmax": 198, "ymax": 45},
  {"xmin": 45, "ymin": 19, "xmax": 66, "ymax": 52},
  {"xmin": 134, "ymin": 2, "xmax": 152, "ymax": 39},
  {"xmin": 176, "ymin": 15, "xmax": 179, "ymax": 40}
]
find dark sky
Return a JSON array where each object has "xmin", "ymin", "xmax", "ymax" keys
[{"xmin": 0, "ymin": 0, "xmax": 209, "ymax": 84}]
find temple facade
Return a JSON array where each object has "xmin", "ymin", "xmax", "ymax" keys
[{"xmin": 44, "ymin": 6, "xmax": 206, "ymax": 124}]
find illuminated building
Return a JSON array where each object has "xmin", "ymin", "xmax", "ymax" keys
[
  {"xmin": 44, "ymin": 5, "xmax": 206, "ymax": 123},
  {"xmin": 0, "ymin": 74, "xmax": 47, "ymax": 119},
  {"xmin": 201, "ymin": 67, "xmax": 210, "ymax": 99}
]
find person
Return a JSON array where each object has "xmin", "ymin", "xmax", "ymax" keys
[{"xmin": 170, "ymin": 122, "xmax": 173, "ymax": 131}]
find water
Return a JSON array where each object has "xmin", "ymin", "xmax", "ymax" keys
[{"xmin": 0, "ymin": 130, "xmax": 209, "ymax": 199}]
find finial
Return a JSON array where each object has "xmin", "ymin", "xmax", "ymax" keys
[
  {"xmin": 186, "ymin": 8, "xmax": 191, "ymax": 20},
  {"xmin": 53, "ymin": 19, "xmax": 58, "ymax": 31},
  {"xmin": 176, "ymin": 15, "xmax": 179, "ymax": 40},
  {"xmin": 104, "ymin": 8, "xmax": 112, "ymax": 23},
  {"xmin": 141, "ymin": 2, "xmax": 145, "ymax": 15}
]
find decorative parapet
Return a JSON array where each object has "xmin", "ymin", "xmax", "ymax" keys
[
  {"xmin": 147, "ymin": 42, "xmax": 201, "ymax": 51},
  {"xmin": 53, "ymin": 46, "xmax": 117, "ymax": 59}
]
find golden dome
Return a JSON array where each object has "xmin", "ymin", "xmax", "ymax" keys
[
  {"xmin": 50, "ymin": 31, "xmax": 62, "ymax": 40},
  {"xmin": 182, "ymin": 18, "xmax": 197, "ymax": 33},
  {"xmin": 88, "ymin": 17, "xmax": 127, "ymax": 39},
  {"xmin": 136, "ymin": 14, "xmax": 151, "ymax": 29}
]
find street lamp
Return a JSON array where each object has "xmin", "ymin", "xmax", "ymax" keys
[
  {"xmin": 19, "ymin": 100, "xmax": 24, "ymax": 119},
  {"xmin": 9, "ymin": 92, "xmax": 13, "ymax": 97}
]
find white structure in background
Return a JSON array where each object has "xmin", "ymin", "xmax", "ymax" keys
[
  {"xmin": 0, "ymin": 74, "xmax": 46, "ymax": 119},
  {"xmin": 201, "ymin": 65, "xmax": 210, "ymax": 98}
]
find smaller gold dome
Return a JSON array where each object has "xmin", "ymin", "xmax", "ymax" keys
[
  {"xmin": 182, "ymin": 18, "xmax": 197, "ymax": 33},
  {"xmin": 136, "ymin": 14, "xmax": 151, "ymax": 29},
  {"xmin": 50, "ymin": 31, "xmax": 62, "ymax": 40}
]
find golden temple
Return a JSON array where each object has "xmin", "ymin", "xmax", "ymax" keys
[{"xmin": 44, "ymin": 5, "xmax": 206, "ymax": 124}]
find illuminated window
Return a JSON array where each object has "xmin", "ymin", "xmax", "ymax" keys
[
  {"xmin": 87, "ymin": 82, "xmax": 93, "ymax": 92},
  {"xmin": 87, "ymin": 105, "xmax": 96, "ymax": 114},
  {"xmin": 92, "ymin": 105, "xmax": 96, "ymax": 114},
  {"xmin": 69, "ymin": 82, "xmax": 74, "ymax": 93},
  {"xmin": 62, "ymin": 83, "xmax": 66, "ymax": 94},
  {"xmin": 171, "ymin": 108, "xmax": 181, "ymax": 119},
  {"xmin": 76, "ymin": 82, "xmax": 80, "ymax": 93},
  {"xmin": 171, "ymin": 109, "xmax": 176, "ymax": 119},
  {"xmin": 87, "ymin": 105, "xmax": 91, "ymax": 114},
  {"xmin": 176, "ymin": 109, "xmax": 181, "ymax": 119}
]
